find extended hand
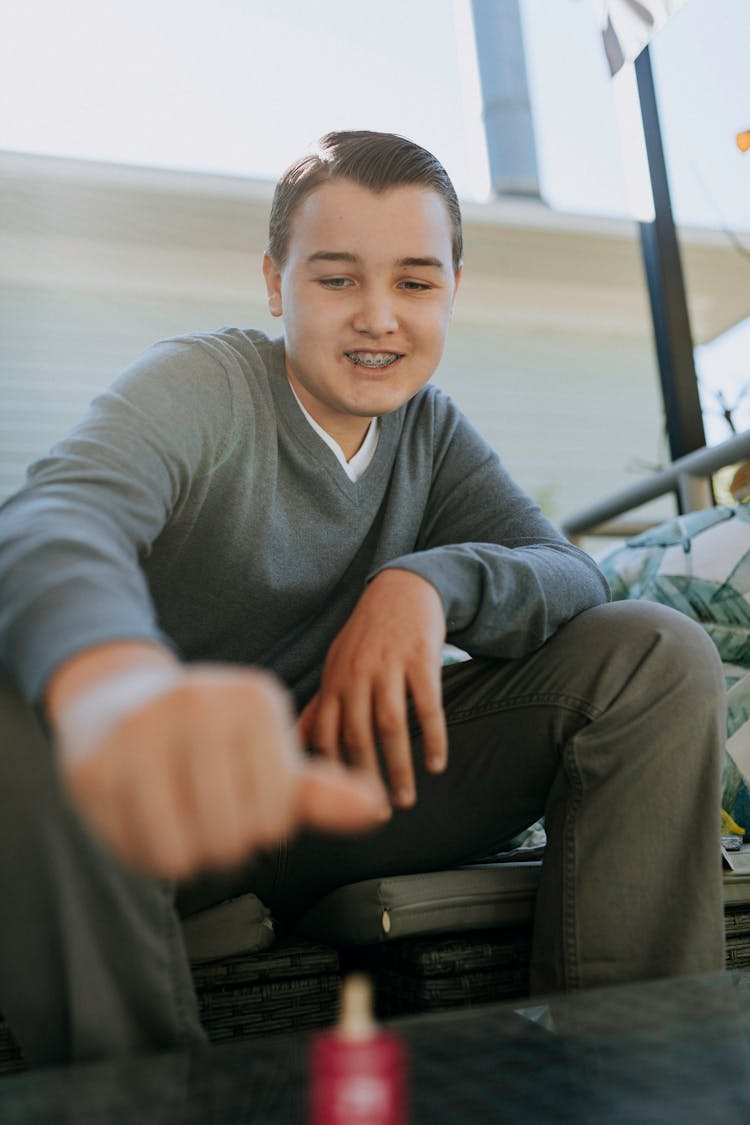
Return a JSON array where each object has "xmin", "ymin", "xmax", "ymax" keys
[
  {"xmin": 297, "ymin": 568, "xmax": 448, "ymax": 808},
  {"xmin": 52, "ymin": 656, "xmax": 391, "ymax": 879}
]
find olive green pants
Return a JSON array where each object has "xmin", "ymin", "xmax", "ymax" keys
[{"xmin": 0, "ymin": 602, "xmax": 727, "ymax": 1066}]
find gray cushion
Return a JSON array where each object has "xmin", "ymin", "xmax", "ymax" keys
[
  {"xmin": 297, "ymin": 863, "xmax": 541, "ymax": 947},
  {"xmin": 181, "ymin": 893, "xmax": 274, "ymax": 962}
]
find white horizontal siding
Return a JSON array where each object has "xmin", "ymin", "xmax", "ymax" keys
[
  {"xmin": 0, "ymin": 154, "xmax": 685, "ymax": 534},
  {"xmin": 0, "ymin": 283, "xmax": 276, "ymax": 500},
  {"xmin": 437, "ymin": 321, "xmax": 674, "ymax": 526},
  {"xmin": 0, "ymin": 279, "xmax": 672, "ymax": 529}
]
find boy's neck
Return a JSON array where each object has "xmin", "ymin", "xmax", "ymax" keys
[{"xmin": 286, "ymin": 376, "xmax": 376, "ymax": 464}]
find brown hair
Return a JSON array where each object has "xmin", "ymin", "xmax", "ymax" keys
[{"xmin": 267, "ymin": 130, "xmax": 463, "ymax": 273}]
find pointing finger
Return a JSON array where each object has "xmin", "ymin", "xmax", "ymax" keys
[{"xmin": 295, "ymin": 760, "xmax": 392, "ymax": 832}]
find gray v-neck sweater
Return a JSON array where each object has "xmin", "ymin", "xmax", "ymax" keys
[{"xmin": 0, "ymin": 329, "xmax": 609, "ymax": 705}]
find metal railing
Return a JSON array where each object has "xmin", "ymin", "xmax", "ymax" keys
[{"xmin": 561, "ymin": 430, "xmax": 750, "ymax": 543}]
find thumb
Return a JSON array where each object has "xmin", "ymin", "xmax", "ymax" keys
[
  {"xmin": 295, "ymin": 694, "xmax": 318, "ymax": 748},
  {"xmin": 294, "ymin": 760, "xmax": 391, "ymax": 834}
]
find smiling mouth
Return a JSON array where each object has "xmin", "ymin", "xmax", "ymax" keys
[{"xmin": 345, "ymin": 351, "xmax": 402, "ymax": 368}]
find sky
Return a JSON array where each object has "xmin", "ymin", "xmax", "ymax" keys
[{"xmin": 1, "ymin": 0, "xmax": 749, "ymax": 441}]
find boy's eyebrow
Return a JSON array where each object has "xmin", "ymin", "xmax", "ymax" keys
[
  {"xmin": 306, "ymin": 251, "xmax": 445, "ymax": 270},
  {"xmin": 398, "ymin": 256, "xmax": 445, "ymax": 270},
  {"xmin": 307, "ymin": 251, "xmax": 359, "ymax": 264}
]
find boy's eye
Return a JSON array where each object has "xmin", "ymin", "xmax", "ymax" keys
[
  {"xmin": 319, "ymin": 277, "xmax": 353, "ymax": 289},
  {"xmin": 399, "ymin": 280, "xmax": 431, "ymax": 291}
]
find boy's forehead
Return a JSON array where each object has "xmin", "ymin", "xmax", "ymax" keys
[{"xmin": 286, "ymin": 180, "xmax": 453, "ymax": 261}]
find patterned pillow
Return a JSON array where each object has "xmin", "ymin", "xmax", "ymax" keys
[
  {"xmin": 724, "ymin": 672, "xmax": 750, "ymax": 835},
  {"xmin": 599, "ymin": 504, "xmax": 750, "ymax": 834}
]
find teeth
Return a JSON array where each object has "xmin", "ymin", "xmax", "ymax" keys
[{"xmin": 346, "ymin": 352, "xmax": 400, "ymax": 368}]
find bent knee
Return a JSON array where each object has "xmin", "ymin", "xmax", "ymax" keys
[{"xmin": 577, "ymin": 600, "xmax": 725, "ymax": 695}]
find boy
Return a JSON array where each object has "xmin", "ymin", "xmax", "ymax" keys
[{"xmin": 0, "ymin": 131, "xmax": 726, "ymax": 1067}]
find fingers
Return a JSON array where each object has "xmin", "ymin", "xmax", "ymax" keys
[
  {"xmin": 111, "ymin": 740, "xmax": 197, "ymax": 878},
  {"xmin": 304, "ymin": 675, "xmax": 380, "ymax": 772},
  {"xmin": 295, "ymin": 759, "xmax": 392, "ymax": 832},
  {"xmin": 67, "ymin": 734, "xmax": 196, "ymax": 879},
  {"xmin": 408, "ymin": 660, "xmax": 448, "ymax": 774},
  {"xmin": 296, "ymin": 695, "xmax": 318, "ymax": 748},
  {"xmin": 373, "ymin": 667, "xmax": 415, "ymax": 808},
  {"xmin": 61, "ymin": 667, "xmax": 307, "ymax": 879},
  {"xmin": 66, "ymin": 662, "xmax": 398, "ymax": 880},
  {"xmin": 306, "ymin": 664, "xmax": 413, "ymax": 807},
  {"xmin": 339, "ymin": 678, "xmax": 381, "ymax": 777},
  {"xmin": 305, "ymin": 692, "xmax": 343, "ymax": 761},
  {"xmin": 304, "ymin": 667, "xmax": 443, "ymax": 810},
  {"xmin": 301, "ymin": 568, "xmax": 448, "ymax": 807},
  {"xmin": 372, "ymin": 662, "xmax": 447, "ymax": 807},
  {"xmin": 167, "ymin": 669, "xmax": 298, "ymax": 868}
]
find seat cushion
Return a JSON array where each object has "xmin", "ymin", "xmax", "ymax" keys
[
  {"xmin": 296, "ymin": 863, "xmax": 541, "ymax": 947},
  {"xmin": 181, "ymin": 893, "xmax": 274, "ymax": 962}
]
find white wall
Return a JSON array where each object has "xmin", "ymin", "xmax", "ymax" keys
[
  {"xmin": 437, "ymin": 320, "xmax": 669, "ymax": 525},
  {"xmin": 0, "ymin": 282, "xmax": 277, "ymax": 501},
  {"xmin": 0, "ymin": 279, "xmax": 671, "ymax": 528},
  {"xmin": 5, "ymin": 151, "xmax": 740, "ymax": 534}
]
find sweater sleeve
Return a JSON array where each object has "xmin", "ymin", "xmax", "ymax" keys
[
  {"xmin": 371, "ymin": 394, "xmax": 610, "ymax": 659},
  {"xmin": 0, "ymin": 338, "xmax": 240, "ymax": 703}
]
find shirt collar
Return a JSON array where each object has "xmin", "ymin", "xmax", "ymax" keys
[{"xmin": 287, "ymin": 380, "xmax": 380, "ymax": 482}]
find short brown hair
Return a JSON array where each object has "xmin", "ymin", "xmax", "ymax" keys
[{"xmin": 267, "ymin": 130, "xmax": 463, "ymax": 273}]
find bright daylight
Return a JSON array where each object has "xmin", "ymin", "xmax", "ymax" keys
[{"xmin": 1, "ymin": 1, "xmax": 750, "ymax": 1118}]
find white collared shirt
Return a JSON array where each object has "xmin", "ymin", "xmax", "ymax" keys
[{"xmin": 288, "ymin": 380, "xmax": 380, "ymax": 482}]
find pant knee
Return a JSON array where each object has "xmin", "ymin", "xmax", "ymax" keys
[{"xmin": 590, "ymin": 600, "xmax": 724, "ymax": 694}]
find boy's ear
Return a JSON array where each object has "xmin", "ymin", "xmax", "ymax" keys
[
  {"xmin": 263, "ymin": 253, "xmax": 283, "ymax": 318},
  {"xmin": 450, "ymin": 264, "xmax": 463, "ymax": 316}
]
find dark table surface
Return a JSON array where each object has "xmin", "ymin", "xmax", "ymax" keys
[{"xmin": 3, "ymin": 970, "xmax": 750, "ymax": 1123}]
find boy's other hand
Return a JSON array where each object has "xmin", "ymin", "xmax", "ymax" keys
[
  {"xmin": 48, "ymin": 646, "xmax": 391, "ymax": 880},
  {"xmin": 297, "ymin": 568, "xmax": 448, "ymax": 809}
]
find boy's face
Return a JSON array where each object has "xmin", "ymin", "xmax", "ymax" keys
[{"xmin": 263, "ymin": 179, "xmax": 461, "ymax": 458}]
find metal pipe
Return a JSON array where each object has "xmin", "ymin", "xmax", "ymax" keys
[
  {"xmin": 635, "ymin": 47, "xmax": 706, "ymax": 465},
  {"xmin": 470, "ymin": 0, "xmax": 540, "ymax": 197},
  {"xmin": 561, "ymin": 430, "xmax": 750, "ymax": 538}
]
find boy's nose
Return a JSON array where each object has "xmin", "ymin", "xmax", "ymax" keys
[{"xmin": 352, "ymin": 291, "xmax": 398, "ymax": 337}]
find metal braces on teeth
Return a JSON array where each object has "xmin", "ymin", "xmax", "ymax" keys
[{"xmin": 347, "ymin": 354, "xmax": 400, "ymax": 368}]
